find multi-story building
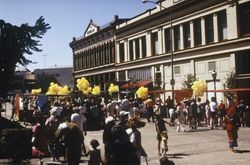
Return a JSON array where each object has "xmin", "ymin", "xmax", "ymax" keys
[
  {"xmin": 71, "ymin": 0, "xmax": 250, "ymax": 102},
  {"xmin": 33, "ymin": 66, "xmax": 73, "ymax": 87},
  {"xmin": 70, "ymin": 16, "xmax": 129, "ymax": 93},
  {"xmin": 116, "ymin": 0, "xmax": 250, "ymax": 101}
]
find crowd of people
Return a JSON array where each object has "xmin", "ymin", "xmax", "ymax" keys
[{"xmin": 1, "ymin": 94, "xmax": 249, "ymax": 164}]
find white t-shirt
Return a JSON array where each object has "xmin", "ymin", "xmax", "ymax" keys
[{"xmin": 209, "ymin": 101, "xmax": 217, "ymax": 113}]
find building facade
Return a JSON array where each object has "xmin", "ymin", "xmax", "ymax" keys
[
  {"xmin": 71, "ymin": 0, "xmax": 250, "ymax": 102},
  {"xmin": 70, "ymin": 16, "xmax": 128, "ymax": 92},
  {"xmin": 116, "ymin": 0, "xmax": 250, "ymax": 101}
]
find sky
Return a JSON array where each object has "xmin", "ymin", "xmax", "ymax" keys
[{"xmin": 0, "ymin": 0, "xmax": 155, "ymax": 71}]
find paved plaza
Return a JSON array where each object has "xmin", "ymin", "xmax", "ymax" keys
[{"xmin": 1, "ymin": 104, "xmax": 250, "ymax": 165}]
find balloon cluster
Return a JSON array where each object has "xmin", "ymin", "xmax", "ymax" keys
[
  {"xmin": 31, "ymin": 88, "xmax": 41, "ymax": 95},
  {"xmin": 191, "ymin": 80, "xmax": 207, "ymax": 96},
  {"xmin": 46, "ymin": 82, "xmax": 70, "ymax": 95},
  {"xmin": 136, "ymin": 86, "xmax": 148, "ymax": 100},
  {"xmin": 77, "ymin": 77, "xmax": 91, "ymax": 94},
  {"xmin": 108, "ymin": 83, "xmax": 119, "ymax": 94},
  {"xmin": 92, "ymin": 86, "xmax": 101, "ymax": 95}
]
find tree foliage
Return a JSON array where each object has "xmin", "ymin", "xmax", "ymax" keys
[
  {"xmin": 182, "ymin": 74, "xmax": 197, "ymax": 89},
  {"xmin": 0, "ymin": 17, "xmax": 50, "ymax": 96},
  {"xmin": 35, "ymin": 73, "xmax": 58, "ymax": 93}
]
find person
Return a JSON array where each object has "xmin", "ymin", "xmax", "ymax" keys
[
  {"xmin": 159, "ymin": 156, "xmax": 175, "ymax": 165},
  {"xmin": 165, "ymin": 96, "xmax": 174, "ymax": 119},
  {"xmin": 126, "ymin": 123, "xmax": 147, "ymax": 165},
  {"xmin": 160, "ymin": 131, "xmax": 168, "ymax": 156},
  {"xmin": 56, "ymin": 117, "xmax": 85, "ymax": 165},
  {"xmin": 102, "ymin": 116, "xmax": 116, "ymax": 164},
  {"xmin": 237, "ymin": 99, "xmax": 249, "ymax": 127},
  {"xmin": 22, "ymin": 97, "xmax": 29, "ymax": 124},
  {"xmin": 209, "ymin": 97, "xmax": 218, "ymax": 129},
  {"xmin": 144, "ymin": 95, "xmax": 155, "ymax": 123},
  {"xmin": 155, "ymin": 114, "xmax": 172, "ymax": 156},
  {"xmin": 176, "ymin": 101, "xmax": 186, "ymax": 132},
  {"xmin": 224, "ymin": 98, "xmax": 240, "ymax": 152},
  {"xmin": 109, "ymin": 124, "xmax": 139, "ymax": 165},
  {"xmin": 86, "ymin": 139, "xmax": 102, "ymax": 165},
  {"xmin": 218, "ymin": 100, "xmax": 226, "ymax": 127},
  {"xmin": 204, "ymin": 100, "xmax": 211, "ymax": 127},
  {"xmin": 45, "ymin": 110, "xmax": 60, "ymax": 161},
  {"xmin": 32, "ymin": 114, "xmax": 49, "ymax": 163}
]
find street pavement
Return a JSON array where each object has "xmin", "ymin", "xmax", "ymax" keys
[{"xmin": 1, "ymin": 103, "xmax": 250, "ymax": 165}]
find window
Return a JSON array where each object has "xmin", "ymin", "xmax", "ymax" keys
[
  {"xmin": 129, "ymin": 40, "xmax": 134, "ymax": 61},
  {"xmin": 217, "ymin": 10, "xmax": 227, "ymax": 41},
  {"xmin": 141, "ymin": 36, "xmax": 147, "ymax": 58},
  {"xmin": 151, "ymin": 32, "xmax": 159, "ymax": 55},
  {"xmin": 118, "ymin": 71, "xmax": 126, "ymax": 82},
  {"xmin": 193, "ymin": 18, "xmax": 202, "ymax": 46},
  {"xmin": 174, "ymin": 25, "xmax": 180, "ymax": 51},
  {"xmin": 135, "ymin": 38, "xmax": 140, "ymax": 59},
  {"xmin": 183, "ymin": 22, "xmax": 191, "ymax": 48},
  {"xmin": 164, "ymin": 28, "xmax": 172, "ymax": 52},
  {"xmin": 119, "ymin": 43, "xmax": 125, "ymax": 62},
  {"xmin": 236, "ymin": 50, "xmax": 250, "ymax": 74},
  {"xmin": 208, "ymin": 61, "xmax": 216, "ymax": 71},
  {"xmin": 174, "ymin": 66, "xmax": 181, "ymax": 74},
  {"xmin": 239, "ymin": 2, "xmax": 250, "ymax": 36},
  {"xmin": 205, "ymin": 14, "xmax": 214, "ymax": 44}
]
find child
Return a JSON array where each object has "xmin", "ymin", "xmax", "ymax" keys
[
  {"xmin": 87, "ymin": 139, "xmax": 102, "ymax": 165},
  {"xmin": 161, "ymin": 131, "xmax": 168, "ymax": 156},
  {"xmin": 160, "ymin": 155, "xmax": 175, "ymax": 165}
]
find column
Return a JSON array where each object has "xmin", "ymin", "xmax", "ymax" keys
[
  {"xmin": 213, "ymin": 13, "xmax": 219, "ymax": 43},
  {"xmin": 124, "ymin": 39, "xmax": 128, "ymax": 62},
  {"xmin": 158, "ymin": 28, "xmax": 163, "ymax": 54},
  {"xmin": 190, "ymin": 21, "xmax": 194, "ymax": 47},
  {"xmin": 139, "ymin": 37, "xmax": 143, "ymax": 59},
  {"xmin": 146, "ymin": 32, "xmax": 151, "ymax": 57},
  {"xmin": 180, "ymin": 24, "xmax": 184, "ymax": 50},
  {"xmin": 201, "ymin": 17, "xmax": 206, "ymax": 45},
  {"xmin": 227, "ymin": 4, "xmax": 238, "ymax": 39}
]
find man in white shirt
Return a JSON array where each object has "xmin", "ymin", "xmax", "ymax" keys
[{"xmin": 209, "ymin": 97, "xmax": 218, "ymax": 129}]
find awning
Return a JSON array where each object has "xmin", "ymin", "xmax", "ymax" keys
[
  {"xmin": 206, "ymin": 88, "xmax": 250, "ymax": 92},
  {"xmin": 121, "ymin": 80, "xmax": 152, "ymax": 89}
]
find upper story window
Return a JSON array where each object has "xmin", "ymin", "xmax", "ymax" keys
[
  {"xmin": 217, "ymin": 10, "xmax": 227, "ymax": 41},
  {"xmin": 174, "ymin": 25, "xmax": 180, "ymax": 51},
  {"xmin": 208, "ymin": 61, "xmax": 216, "ymax": 72},
  {"xmin": 174, "ymin": 66, "xmax": 181, "ymax": 74},
  {"xmin": 151, "ymin": 32, "xmax": 159, "ymax": 56},
  {"xmin": 135, "ymin": 38, "xmax": 140, "ymax": 60},
  {"xmin": 193, "ymin": 18, "xmax": 202, "ymax": 46},
  {"xmin": 205, "ymin": 14, "xmax": 214, "ymax": 44},
  {"xmin": 119, "ymin": 43, "xmax": 125, "ymax": 63},
  {"xmin": 183, "ymin": 22, "xmax": 191, "ymax": 48},
  {"xmin": 239, "ymin": 2, "xmax": 250, "ymax": 36},
  {"xmin": 141, "ymin": 36, "xmax": 147, "ymax": 58},
  {"xmin": 129, "ymin": 40, "xmax": 134, "ymax": 61},
  {"xmin": 236, "ymin": 50, "xmax": 250, "ymax": 74},
  {"xmin": 164, "ymin": 28, "xmax": 171, "ymax": 52}
]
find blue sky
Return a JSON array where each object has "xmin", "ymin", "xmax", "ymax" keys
[{"xmin": 0, "ymin": 0, "xmax": 155, "ymax": 71}]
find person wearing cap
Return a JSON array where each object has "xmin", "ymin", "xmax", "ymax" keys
[
  {"xmin": 102, "ymin": 116, "xmax": 115, "ymax": 164},
  {"xmin": 237, "ymin": 99, "xmax": 249, "ymax": 127}
]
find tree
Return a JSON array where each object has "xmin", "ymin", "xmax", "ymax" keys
[
  {"xmin": 35, "ymin": 73, "xmax": 58, "ymax": 93},
  {"xmin": 182, "ymin": 74, "xmax": 197, "ymax": 89},
  {"xmin": 0, "ymin": 17, "xmax": 50, "ymax": 96}
]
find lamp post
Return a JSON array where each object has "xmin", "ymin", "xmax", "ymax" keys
[
  {"xmin": 211, "ymin": 70, "xmax": 217, "ymax": 101},
  {"xmin": 142, "ymin": 0, "xmax": 175, "ymax": 100}
]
